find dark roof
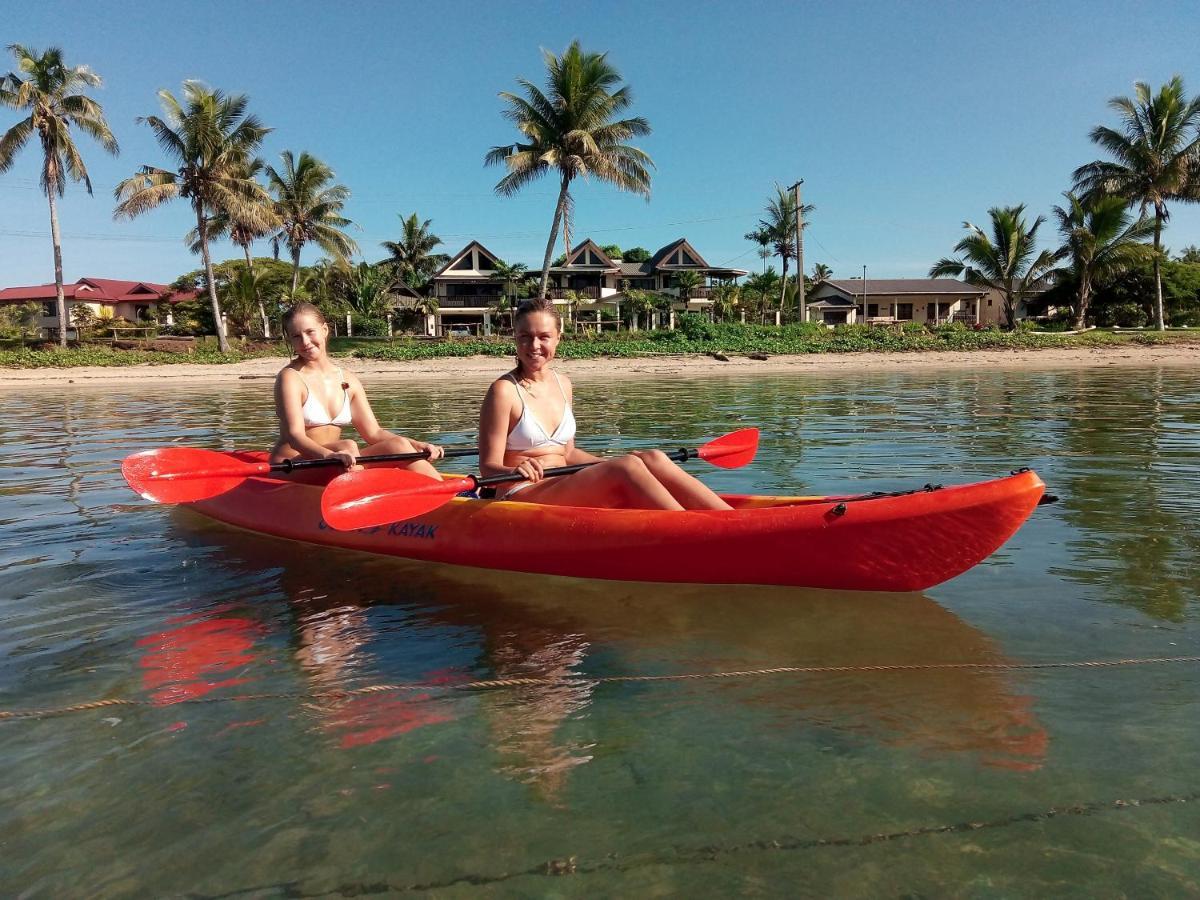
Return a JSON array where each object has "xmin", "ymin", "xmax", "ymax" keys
[
  {"xmin": 617, "ymin": 261, "xmax": 654, "ymax": 276},
  {"xmin": 649, "ymin": 238, "xmax": 710, "ymax": 270},
  {"xmin": 814, "ymin": 278, "xmax": 987, "ymax": 298}
]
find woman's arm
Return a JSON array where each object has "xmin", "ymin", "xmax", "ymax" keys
[
  {"xmin": 478, "ymin": 380, "xmax": 518, "ymax": 478},
  {"xmin": 276, "ymin": 370, "xmax": 354, "ymax": 463}
]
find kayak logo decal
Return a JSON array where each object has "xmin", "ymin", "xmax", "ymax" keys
[
  {"xmin": 388, "ymin": 521, "xmax": 437, "ymax": 539},
  {"xmin": 316, "ymin": 518, "xmax": 436, "ymax": 538}
]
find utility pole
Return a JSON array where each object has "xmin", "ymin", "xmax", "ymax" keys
[
  {"xmin": 862, "ymin": 264, "xmax": 868, "ymax": 323},
  {"xmin": 789, "ymin": 180, "xmax": 805, "ymax": 323}
]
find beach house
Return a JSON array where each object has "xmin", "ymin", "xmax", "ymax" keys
[
  {"xmin": 0, "ymin": 277, "xmax": 194, "ymax": 339},
  {"xmin": 806, "ymin": 279, "xmax": 990, "ymax": 326}
]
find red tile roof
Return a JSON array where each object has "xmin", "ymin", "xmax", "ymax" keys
[{"xmin": 0, "ymin": 278, "xmax": 193, "ymax": 304}]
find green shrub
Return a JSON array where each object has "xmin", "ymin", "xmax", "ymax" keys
[
  {"xmin": 352, "ymin": 317, "xmax": 390, "ymax": 337},
  {"xmin": 1097, "ymin": 302, "xmax": 1149, "ymax": 328}
]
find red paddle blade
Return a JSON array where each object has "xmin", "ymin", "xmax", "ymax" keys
[
  {"xmin": 321, "ymin": 468, "xmax": 473, "ymax": 531},
  {"xmin": 696, "ymin": 428, "xmax": 759, "ymax": 469},
  {"xmin": 121, "ymin": 448, "xmax": 269, "ymax": 503}
]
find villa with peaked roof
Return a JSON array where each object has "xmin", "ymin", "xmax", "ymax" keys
[
  {"xmin": 0, "ymin": 277, "xmax": 195, "ymax": 339},
  {"xmin": 806, "ymin": 279, "xmax": 990, "ymax": 326},
  {"xmin": 426, "ymin": 238, "xmax": 748, "ymax": 336}
]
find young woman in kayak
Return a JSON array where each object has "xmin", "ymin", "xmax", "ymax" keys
[
  {"xmin": 271, "ymin": 302, "xmax": 444, "ymax": 474},
  {"xmin": 478, "ymin": 297, "xmax": 731, "ymax": 509}
]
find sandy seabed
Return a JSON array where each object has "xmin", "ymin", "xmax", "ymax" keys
[{"xmin": 0, "ymin": 344, "xmax": 1196, "ymax": 390}]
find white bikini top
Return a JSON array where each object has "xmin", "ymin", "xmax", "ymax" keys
[
  {"xmin": 506, "ymin": 371, "xmax": 576, "ymax": 452},
  {"xmin": 296, "ymin": 368, "xmax": 352, "ymax": 428}
]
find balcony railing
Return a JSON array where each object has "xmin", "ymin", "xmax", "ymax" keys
[
  {"xmin": 439, "ymin": 295, "xmax": 500, "ymax": 308},
  {"xmin": 547, "ymin": 286, "xmax": 601, "ymax": 300}
]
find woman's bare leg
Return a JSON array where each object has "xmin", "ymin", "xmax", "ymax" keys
[
  {"xmin": 629, "ymin": 450, "xmax": 732, "ymax": 510},
  {"xmin": 503, "ymin": 455, "xmax": 684, "ymax": 509},
  {"xmin": 361, "ymin": 435, "xmax": 442, "ymax": 480}
]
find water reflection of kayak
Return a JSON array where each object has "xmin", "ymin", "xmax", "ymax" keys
[
  {"xmin": 188, "ymin": 453, "xmax": 1044, "ymax": 591},
  {"xmin": 170, "ymin": 522, "xmax": 1049, "ymax": 778}
]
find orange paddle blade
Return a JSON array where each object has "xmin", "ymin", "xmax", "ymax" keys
[
  {"xmin": 696, "ymin": 428, "xmax": 759, "ymax": 469},
  {"xmin": 122, "ymin": 448, "xmax": 270, "ymax": 503},
  {"xmin": 321, "ymin": 468, "xmax": 474, "ymax": 530}
]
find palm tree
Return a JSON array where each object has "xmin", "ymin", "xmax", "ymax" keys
[
  {"xmin": 185, "ymin": 156, "xmax": 277, "ymax": 335},
  {"xmin": 267, "ymin": 150, "xmax": 358, "ymax": 295},
  {"xmin": 744, "ymin": 269, "xmax": 781, "ymax": 323},
  {"xmin": 1073, "ymin": 77, "xmax": 1200, "ymax": 330},
  {"xmin": 929, "ymin": 205, "xmax": 1061, "ymax": 329},
  {"xmin": 491, "ymin": 259, "xmax": 529, "ymax": 304},
  {"xmin": 709, "ymin": 284, "xmax": 739, "ymax": 322},
  {"xmin": 1053, "ymin": 192, "xmax": 1156, "ymax": 329},
  {"xmin": 485, "ymin": 40, "xmax": 653, "ymax": 298},
  {"xmin": 810, "ymin": 262, "xmax": 833, "ymax": 288},
  {"xmin": 379, "ymin": 212, "xmax": 446, "ymax": 288},
  {"xmin": 346, "ymin": 262, "xmax": 399, "ymax": 322},
  {"xmin": 219, "ymin": 266, "xmax": 268, "ymax": 337},
  {"xmin": 115, "ymin": 81, "xmax": 270, "ymax": 353},
  {"xmin": 0, "ymin": 45, "xmax": 118, "ymax": 347},
  {"xmin": 673, "ymin": 270, "xmax": 704, "ymax": 306},
  {"xmin": 744, "ymin": 226, "xmax": 773, "ymax": 274},
  {"xmin": 756, "ymin": 186, "xmax": 815, "ymax": 311}
]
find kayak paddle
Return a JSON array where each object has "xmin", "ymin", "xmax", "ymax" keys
[
  {"xmin": 122, "ymin": 446, "xmax": 478, "ymax": 504},
  {"xmin": 321, "ymin": 428, "xmax": 759, "ymax": 530}
]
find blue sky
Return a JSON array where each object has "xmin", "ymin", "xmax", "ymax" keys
[{"xmin": 3, "ymin": 0, "xmax": 1199, "ymax": 287}]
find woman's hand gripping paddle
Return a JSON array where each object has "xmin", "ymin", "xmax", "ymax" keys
[
  {"xmin": 121, "ymin": 446, "xmax": 478, "ymax": 504},
  {"xmin": 321, "ymin": 428, "xmax": 759, "ymax": 530}
]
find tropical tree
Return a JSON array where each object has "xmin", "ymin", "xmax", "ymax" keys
[
  {"xmin": 673, "ymin": 270, "xmax": 704, "ymax": 304},
  {"xmin": 1073, "ymin": 77, "xmax": 1200, "ymax": 330},
  {"xmin": 1177, "ymin": 245, "xmax": 1200, "ymax": 264},
  {"xmin": 1052, "ymin": 192, "xmax": 1156, "ymax": 329},
  {"xmin": 219, "ymin": 266, "xmax": 268, "ymax": 337},
  {"xmin": 810, "ymin": 262, "xmax": 833, "ymax": 288},
  {"xmin": 492, "ymin": 259, "xmax": 529, "ymax": 304},
  {"xmin": 709, "ymin": 284, "xmax": 739, "ymax": 321},
  {"xmin": 486, "ymin": 40, "xmax": 653, "ymax": 298},
  {"xmin": 115, "ymin": 81, "xmax": 271, "ymax": 353},
  {"xmin": 744, "ymin": 225, "xmax": 773, "ymax": 274},
  {"xmin": 184, "ymin": 156, "xmax": 277, "ymax": 335},
  {"xmin": 622, "ymin": 246, "xmax": 651, "ymax": 263},
  {"xmin": 346, "ymin": 262, "xmax": 398, "ymax": 321},
  {"xmin": 487, "ymin": 294, "xmax": 516, "ymax": 333},
  {"xmin": 755, "ymin": 186, "xmax": 815, "ymax": 310},
  {"xmin": 622, "ymin": 288, "xmax": 656, "ymax": 330},
  {"xmin": 379, "ymin": 212, "xmax": 446, "ymax": 288},
  {"xmin": 600, "ymin": 243, "xmax": 623, "ymax": 259},
  {"xmin": 0, "ymin": 45, "xmax": 118, "ymax": 347},
  {"xmin": 744, "ymin": 269, "xmax": 781, "ymax": 323},
  {"xmin": 929, "ymin": 205, "xmax": 1061, "ymax": 328},
  {"xmin": 267, "ymin": 150, "xmax": 358, "ymax": 295}
]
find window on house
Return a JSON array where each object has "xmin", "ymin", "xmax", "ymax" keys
[
  {"xmin": 680, "ymin": 249, "xmax": 700, "ymax": 266},
  {"xmin": 897, "ymin": 303, "xmax": 913, "ymax": 320},
  {"xmin": 476, "ymin": 253, "xmax": 495, "ymax": 271},
  {"xmin": 867, "ymin": 304, "xmax": 879, "ymax": 317},
  {"xmin": 988, "ymin": 298, "xmax": 993, "ymax": 307},
  {"xmin": 452, "ymin": 254, "xmax": 473, "ymax": 270}
]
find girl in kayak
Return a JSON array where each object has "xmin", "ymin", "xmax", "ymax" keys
[
  {"xmin": 271, "ymin": 302, "xmax": 444, "ymax": 474},
  {"xmin": 478, "ymin": 297, "xmax": 730, "ymax": 509}
]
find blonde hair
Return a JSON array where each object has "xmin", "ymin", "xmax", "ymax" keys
[{"xmin": 282, "ymin": 302, "xmax": 326, "ymax": 335}]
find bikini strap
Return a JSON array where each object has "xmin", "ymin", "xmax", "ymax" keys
[
  {"xmin": 506, "ymin": 373, "xmax": 527, "ymax": 414},
  {"xmin": 551, "ymin": 370, "xmax": 568, "ymax": 404}
]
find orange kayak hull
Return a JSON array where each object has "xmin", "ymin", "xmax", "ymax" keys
[{"xmin": 189, "ymin": 453, "xmax": 1044, "ymax": 592}]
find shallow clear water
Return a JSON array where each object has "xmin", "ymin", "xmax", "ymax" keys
[{"xmin": 1, "ymin": 367, "xmax": 1199, "ymax": 897}]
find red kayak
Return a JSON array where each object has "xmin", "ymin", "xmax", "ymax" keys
[{"xmin": 185, "ymin": 452, "xmax": 1045, "ymax": 591}]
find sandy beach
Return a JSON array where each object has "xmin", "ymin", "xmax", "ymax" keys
[{"xmin": 0, "ymin": 343, "xmax": 1196, "ymax": 389}]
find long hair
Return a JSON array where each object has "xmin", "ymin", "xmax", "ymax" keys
[{"xmin": 281, "ymin": 301, "xmax": 326, "ymax": 336}]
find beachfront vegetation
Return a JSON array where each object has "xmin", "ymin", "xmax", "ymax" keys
[
  {"xmin": 1073, "ymin": 77, "xmax": 1200, "ymax": 330},
  {"xmin": 379, "ymin": 213, "xmax": 447, "ymax": 290},
  {"xmin": 0, "ymin": 45, "xmax": 119, "ymax": 348},
  {"xmin": 930, "ymin": 205, "xmax": 1062, "ymax": 328},
  {"xmin": 266, "ymin": 150, "xmax": 357, "ymax": 295},
  {"xmin": 1052, "ymin": 193, "xmax": 1156, "ymax": 329},
  {"xmin": 485, "ymin": 40, "xmax": 653, "ymax": 297},
  {"xmin": 753, "ymin": 186, "xmax": 813, "ymax": 312},
  {"xmin": 114, "ymin": 81, "xmax": 272, "ymax": 353}
]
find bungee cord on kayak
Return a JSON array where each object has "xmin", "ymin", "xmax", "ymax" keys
[{"xmin": 3, "ymin": 654, "xmax": 1197, "ymax": 721}]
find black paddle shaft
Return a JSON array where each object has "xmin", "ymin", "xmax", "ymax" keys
[
  {"xmin": 472, "ymin": 447, "xmax": 697, "ymax": 488},
  {"xmin": 274, "ymin": 447, "xmax": 477, "ymax": 473}
]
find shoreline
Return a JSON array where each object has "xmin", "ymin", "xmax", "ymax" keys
[{"xmin": 0, "ymin": 343, "xmax": 1195, "ymax": 388}]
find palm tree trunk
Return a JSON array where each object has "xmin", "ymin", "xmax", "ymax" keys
[
  {"xmin": 538, "ymin": 176, "xmax": 570, "ymax": 299},
  {"xmin": 46, "ymin": 188, "xmax": 68, "ymax": 348},
  {"xmin": 243, "ymin": 244, "xmax": 269, "ymax": 338},
  {"xmin": 290, "ymin": 248, "xmax": 302, "ymax": 296},
  {"xmin": 1152, "ymin": 213, "xmax": 1165, "ymax": 331},
  {"xmin": 1075, "ymin": 277, "xmax": 1090, "ymax": 331},
  {"xmin": 778, "ymin": 255, "xmax": 789, "ymax": 313},
  {"xmin": 197, "ymin": 208, "xmax": 229, "ymax": 353}
]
